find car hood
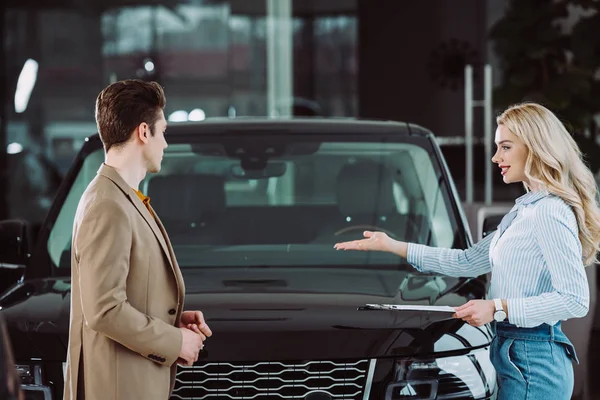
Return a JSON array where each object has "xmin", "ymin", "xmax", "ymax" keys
[{"xmin": 0, "ymin": 277, "xmax": 492, "ymax": 362}]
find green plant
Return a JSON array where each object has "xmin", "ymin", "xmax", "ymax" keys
[{"xmin": 490, "ymin": 0, "xmax": 600, "ymax": 172}]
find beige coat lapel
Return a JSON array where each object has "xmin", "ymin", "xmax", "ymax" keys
[
  {"xmin": 97, "ymin": 164, "xmax": 174, "ymax": 270},
  {"xmin": 151, "ymin": 208, "xmax": 186, "ymax": 305}
]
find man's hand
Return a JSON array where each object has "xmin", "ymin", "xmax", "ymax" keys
[
  {"xmin": 453, "ymin": 300, "xmax": 495, "ymax": 327},
  {"xmin": 180, "ymin": 311, "xmax": 213, "ymax": 339},
  {"xmin": 178, "ymin": 327, "xmax": 204, "ymax": 366}
]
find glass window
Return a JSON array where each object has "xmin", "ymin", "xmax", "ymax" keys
[
  {"xmin": 47, "ymin": 138, "xmax": 459, "ymax": 272},
  {"xmin": 2, "ymin": 2, "xmax": 358, "ymax": 223}
]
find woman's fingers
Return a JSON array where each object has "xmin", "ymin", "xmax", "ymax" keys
[
  {"xmin": 334, "ymin": 240, "xmax": 365, "ymax": 250},
  {"xmin": 334, "ymin": 231, "xmax": 390, "ymax": 252}
]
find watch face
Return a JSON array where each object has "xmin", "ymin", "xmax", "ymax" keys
[{"xmin": 494, "ymin": 310, "xmax": 507, "ymax": 322}]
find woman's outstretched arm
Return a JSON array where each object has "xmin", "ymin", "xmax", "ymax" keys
[{"xmin": 334, "ymin": 230, "xmax": 494, "ymax": 277}]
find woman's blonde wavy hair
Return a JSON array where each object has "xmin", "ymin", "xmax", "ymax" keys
[{"xmin": 497, "ymin": 102, "xmax": 600, "ymax": 265}]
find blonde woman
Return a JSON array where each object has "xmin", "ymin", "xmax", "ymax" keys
[{"xmin": 334, "ymin": 102, "xmax": 600, "ymax": 400}]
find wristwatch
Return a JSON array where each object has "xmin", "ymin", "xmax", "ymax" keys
[{"xmin": 493, "ymin": 299, "xmax": 507, "ymax": 322}]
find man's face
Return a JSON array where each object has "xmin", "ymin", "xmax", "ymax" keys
[
  {"xmin": 143, "ymin": 110, "xmax": 168, "ymax": 173},
  {"xmin": 491, "ymin": 124, "xmax": 529, "ymax": 185}
]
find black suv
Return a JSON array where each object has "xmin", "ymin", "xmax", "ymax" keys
[{"xmin": 0, "ymin": 119, "xmax": 496, "ymax": 399}]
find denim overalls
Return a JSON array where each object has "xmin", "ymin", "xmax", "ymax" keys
[{"xmin": 490, "ymin": 321, "xmax": 579, "ymax": 400}]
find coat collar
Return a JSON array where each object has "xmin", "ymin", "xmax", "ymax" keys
[
  {"xmin": 97, "ymin": 163, "xmax": 136, "ymax": 199},
  {"xmin": 96, "ymin": 164, "xmax": 174, "ymax": 269}
]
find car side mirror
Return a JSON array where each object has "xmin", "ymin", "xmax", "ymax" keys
[
  {"xmin": 481, "ymin": 214, "xmax": 503, "ymax": 239},
  {"xmin": 475, "ymin": 205, "xmax": 512, "ymax": 241},
  {"xmin": 0, "ymin": 219, "xmax": 31, "ymax": 294}
]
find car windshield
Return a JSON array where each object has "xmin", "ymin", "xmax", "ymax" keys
[{"xmin": 47, "ymin": 133, "xmax": 463, "ymax": 295}]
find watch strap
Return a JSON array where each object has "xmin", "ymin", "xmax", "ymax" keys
[{"xmin": 493, "ymin": 298, "xmax": 503, "ymax": 312}]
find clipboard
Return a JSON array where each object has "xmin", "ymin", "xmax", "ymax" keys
[{"xmin": 361, "ymin": 304, "xmax": 456, "ymax": 312}]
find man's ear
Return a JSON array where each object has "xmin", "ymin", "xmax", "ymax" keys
[{"xmin": 135, "ymin": 122, "xmax": 150, "ymax": 144}]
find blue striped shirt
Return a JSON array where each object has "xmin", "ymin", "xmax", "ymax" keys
[{"xmin": 407, "ymin": 191, "xmax": 590, "ymax": 328}]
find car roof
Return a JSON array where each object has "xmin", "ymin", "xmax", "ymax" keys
[{"xmin": 83, "ymin": 117, "xmax": 435, "ymax": 144}]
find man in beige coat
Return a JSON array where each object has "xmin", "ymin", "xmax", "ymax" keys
[{"xmin": 63, "ymin": 79, "xmax": 212, "ymax": 400}]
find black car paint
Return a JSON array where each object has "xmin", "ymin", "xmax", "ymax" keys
[{"xmin": 0, "ymin": 119, "xmax": 493, "ymax": 399}]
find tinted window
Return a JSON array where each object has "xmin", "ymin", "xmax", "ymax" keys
[{"xmin": 48, "ymin": 137, "xmax": 460, "ymax": 272}]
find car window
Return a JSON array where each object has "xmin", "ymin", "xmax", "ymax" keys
[
  {"xmin": 47, "ymin": 139, "xmax": 460, "ymax": 270},
  {"xmin": 48, "ymin": 149, "xmax": 104, "ymax": 269}
]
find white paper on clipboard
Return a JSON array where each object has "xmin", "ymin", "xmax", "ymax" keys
[{"xmin": 364, "ymin": 304, "xmax": 456, "ymax": 312}]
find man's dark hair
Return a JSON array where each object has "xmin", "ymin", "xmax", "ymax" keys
[{"xmin": 95, "ymin": 79, "xmax": 166, "ymax": 152}]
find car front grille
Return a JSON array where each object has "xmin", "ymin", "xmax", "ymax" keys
[{"xmin": 171, "ymin": 359, "xmax": 370, "ymax": 400}]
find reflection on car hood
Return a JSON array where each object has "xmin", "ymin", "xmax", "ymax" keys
[
  {"xmin": 180, "ymin": 266, "xmax": 476, "ymax": 302},
  {"xmin": 0, "ymin": 276, "xmax": 491, "ymax": 362}
]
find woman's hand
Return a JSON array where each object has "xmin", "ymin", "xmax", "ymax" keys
[
  {"xmin": 334, "ymin": 231, "xmax": 407, "ymax": 257},
  {"xmin": 453, "ymin": 300, "xmax": 495, "ymax": 327},
  {"xmin": 334, "ymin": 231, "xmax": 394, "ymax": 252}
]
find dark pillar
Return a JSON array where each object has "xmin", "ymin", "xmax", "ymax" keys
[
  {"xmin": 358, "ymin": 1, "xmax": 441, "ymax": 126},
  {"xmin": 357, "ymin": 0, "xmax": 492, "ymax": 200},
  {"xmin": 357, "ymin": 0, "xmax": 487, "ymax": 138},
  {"xmin": 0, "ymin": 5, "xmax": 7, "ymax": 220}
]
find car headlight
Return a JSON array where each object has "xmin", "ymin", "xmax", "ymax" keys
[
  {"xmin": 15, "ymin": 363, "xmax": 53, "ymax": 400},
  {"xmin": 386, "ymin": 349, "xmax": 496, "ymax": 399}
]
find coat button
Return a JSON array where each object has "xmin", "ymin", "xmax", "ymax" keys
[{"xmin": 169, "ymin": 309, "xmax": 176, "ymax": 315}]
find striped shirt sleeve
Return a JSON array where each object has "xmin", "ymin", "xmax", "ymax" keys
[
  {"xmin": 507, "ymin": 199, "xmax": 590, "ymax": 327},
  {"xmin": 406, "ymin": 233, "xmax": 494, "ymax": 277}
]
